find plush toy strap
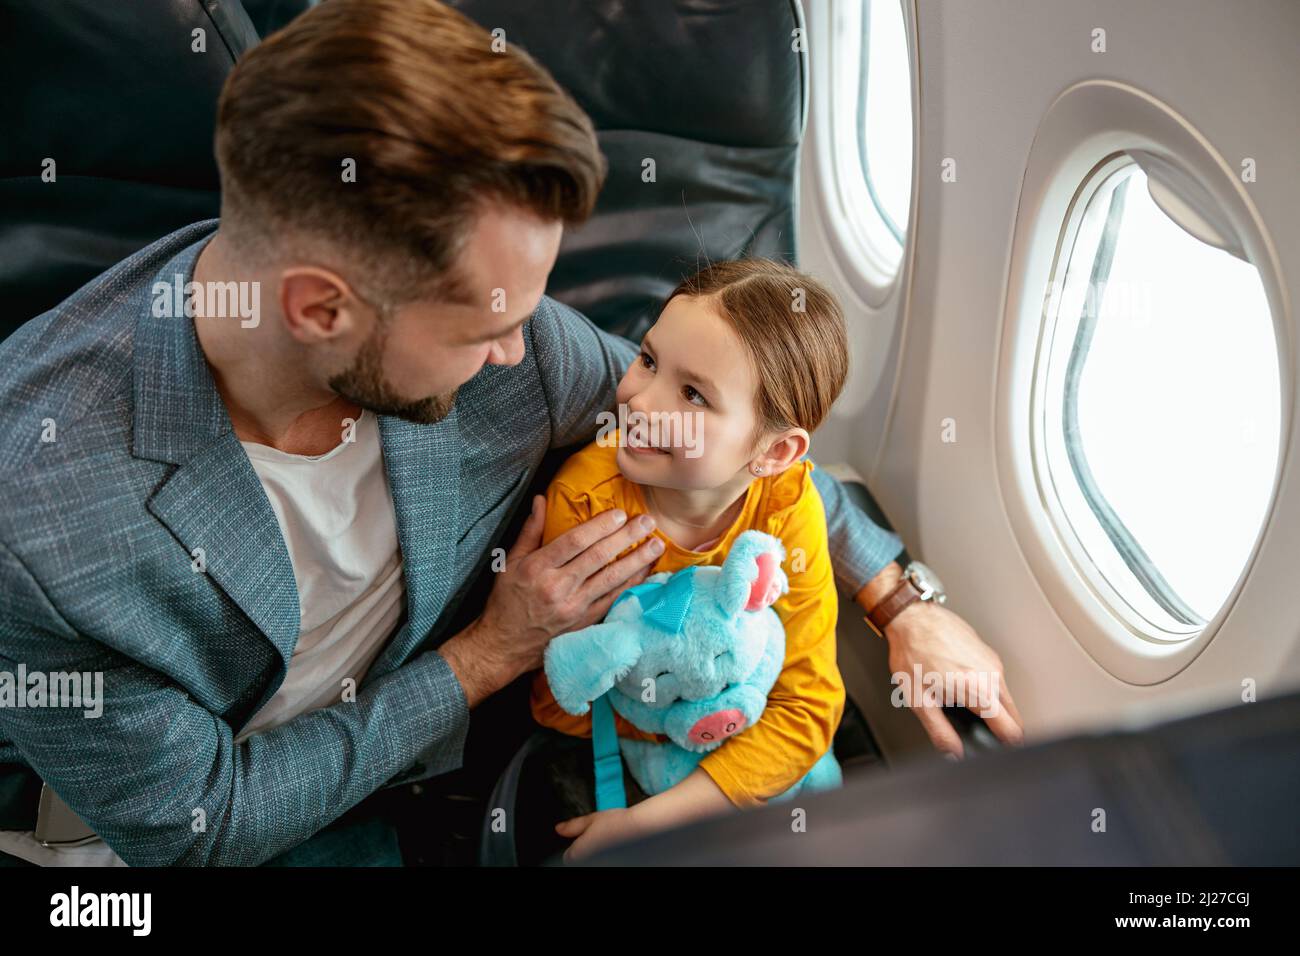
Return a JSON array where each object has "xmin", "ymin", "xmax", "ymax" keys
[{"xmin": 591, "ymin": 692, "xmax": 627, "ymax": 811}]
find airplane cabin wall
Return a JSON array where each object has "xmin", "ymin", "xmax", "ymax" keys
[{"xmin": 800, "ymin": 0, "xmax": 1300, "ymax": 741}]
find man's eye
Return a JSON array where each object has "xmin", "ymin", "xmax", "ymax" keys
[
  {"xmin": 639, "ymin": 351, "xmax": 656, "ymax": 371},
  {"xmin": 683, "ymin": 385, "xmax": 708, "ymax": 407}
]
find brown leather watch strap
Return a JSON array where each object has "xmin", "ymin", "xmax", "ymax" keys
[{"xmin": 865, "ymin": 575, "xmax": 922, "ymax": 638}]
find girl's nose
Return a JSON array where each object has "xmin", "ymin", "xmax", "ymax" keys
[{"xmin": 627, "ymin": 388, "xmax": 656, "ymax": 418}]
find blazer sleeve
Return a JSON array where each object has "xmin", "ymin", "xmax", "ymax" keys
[
  {"xmin": 0, "ymin": 537, "xmax": 470, "ymax": 867},
  {"xmin": 528, "ymin": 296, "xmax": 638, "ymax": 450},
  {"xmin": 696, "ymin": 475, "xmax": 845, "ymax": 808},
  {"xmin": 809, "ymin": 462, "xmax": 905, "ymax": 598}
]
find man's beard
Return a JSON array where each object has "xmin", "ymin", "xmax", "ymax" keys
[{"xmin": 328, "ymin": 313, "xmax": 457, "ymax": 425}]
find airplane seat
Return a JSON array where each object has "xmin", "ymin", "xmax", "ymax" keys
[
  {"xmin": 0, "ymin": 0, "xmax": 260, "ymax": 342},
  {"xmin": 445, "ymin": 0, "xmax": 806, "ymax": 343},
  {"xmin": 239, "ymin": 0, "xmax": 316, "ymax": 38},
  {"xmin": 0, "ymin": 0, "xmax": 802, "ymax": 346}
]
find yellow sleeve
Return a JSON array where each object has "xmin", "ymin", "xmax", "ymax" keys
[
  {"xmin": 696, "ymin": 474, "xmax": 844, "ymax": 808},
  {"xmin": 540, "ymin": 477, "xmax": 591, "ymax": 548}
]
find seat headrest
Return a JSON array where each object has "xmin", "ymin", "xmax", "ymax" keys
[
  {"xmin": 448, "ymin": 0, "xmax": 808, "ymax": 340},
  {"xmin": 0, "ymin": 0, "xmax": 259, "ymax": 338},
  {"xmin": 1, "ymin": 0, "xmax": 806, "ymax": 344}
]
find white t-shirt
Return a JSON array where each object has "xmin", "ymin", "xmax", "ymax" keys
[{"xmin": 0, "ymin": 409, "xmax": 405, "ymax": 866}]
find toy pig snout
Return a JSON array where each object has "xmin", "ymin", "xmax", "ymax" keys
[{"xmin": 687, "ymin": 708, "xmax": 747, "ymax": 745}]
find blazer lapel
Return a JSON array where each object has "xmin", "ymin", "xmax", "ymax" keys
[
  {"xmin": 368, "ymin": 409, "xmax": 462, "ymax": 679},
  {"xmin": 145, "ymin": 434, "xmax": 303, "ymax": 667},
  {"xmin": 132, "ymin": 234, "xmax": 301, "ymax": 668},
  {"xmin": 130, "ymin": 226, "xmax": 463, "ymax": 683}
]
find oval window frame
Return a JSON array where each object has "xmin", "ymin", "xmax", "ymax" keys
[
  {"xmin": 995, "ymin": 80, "xmax": 1292, "ymax": 685},
  {"xmin": 808, "ymin": 0, "xmax": 918, "ymax": 306}
]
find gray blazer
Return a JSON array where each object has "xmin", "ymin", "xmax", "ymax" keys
[{"xmin": 0, "ymin": 220, "xmax": 903, "ymax": 865}]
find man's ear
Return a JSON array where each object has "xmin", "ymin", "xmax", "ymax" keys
[
  {"xmin": 543, "ymin": 622, "xmax": 644, "ymax": 715},
  {"xmin": 279, "ymin": 267, "xmax": 359, "ymax": 343},
  {"xmin": 752, "ymin": 427, "xmax": 810, "ymax": 477}
]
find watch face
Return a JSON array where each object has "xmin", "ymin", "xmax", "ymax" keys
[{"xmin": 906, "ymin": 561, "xmax": 946, "ymax": 603}]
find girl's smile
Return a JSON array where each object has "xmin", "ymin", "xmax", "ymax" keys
[{"xmin": 612, "ymin": 293, "xmax": 812, "ymax": 549}]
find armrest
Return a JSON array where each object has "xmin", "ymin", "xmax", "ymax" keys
[{"xmin": 839, "ymin": 479, "xmax": 1000, "ymax": 757}]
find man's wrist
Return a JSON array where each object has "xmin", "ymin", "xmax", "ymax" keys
[
  {"xmin": 436, "ymin": 618, "xmax": 514, "ymax": 708},
  {"xmin": 880, "ymin": 595, "xmax": 937, "ymax": 637},
  {"xmin": 855, "ymin": 561, "xmax": 939, "ymax": 641},
  {"xmin": 855, "ymin": 561, "xmax": 904, "ymax": 618}
]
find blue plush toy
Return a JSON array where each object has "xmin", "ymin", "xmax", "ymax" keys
[{"xmin": 544, "ymin": 529, "xmax": 842, "ymax": 809}]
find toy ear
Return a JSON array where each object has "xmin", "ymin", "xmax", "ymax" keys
[
  {"xmin": 745, "ymin": 552, "xmax": 787, "ymax": 611},
  {"xmin": 716, "ymin": 530, "xmax": 788, "ymax": 617},
  {"xmin": 543, "ymin": 621, "xmax": 644, "ymax": 715}
]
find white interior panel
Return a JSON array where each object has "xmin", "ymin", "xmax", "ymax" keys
[{"xmin": 800, "ymin": 0, "xmax": 1300, "ymax": 744}]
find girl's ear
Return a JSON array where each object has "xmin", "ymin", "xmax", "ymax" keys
[
  {"xmin": 753, "ymin": 428, "xmax": 810, "ymax": 476},
  {"xmin": 543, "ymin": 622, "xmax": 644, "ymax": 715},
  {"xmin": 716, "ymin": 530, "xmax": 787, "ymax": 617}
]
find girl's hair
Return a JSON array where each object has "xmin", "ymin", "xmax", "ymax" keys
[{"xmin": 666, "ymin": 258, "xmax": 849, "ymax": 447}]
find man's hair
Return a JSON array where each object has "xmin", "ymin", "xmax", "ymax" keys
[
  {"xmin": 666, "ymin": 258, "xmax": 849, "ymax": 446},
  {"xmin": 214, "ymin": 0, "xmax": 605, "ymax": 305}
]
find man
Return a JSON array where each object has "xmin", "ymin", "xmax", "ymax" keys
[{"xmin": 0, "ymin": 0, "xmax": 1021, "ymax": 866}]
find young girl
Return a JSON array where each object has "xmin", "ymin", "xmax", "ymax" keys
[{"xmin": 530, "ymin": 258, "xmax": 850, "ymax": 857}]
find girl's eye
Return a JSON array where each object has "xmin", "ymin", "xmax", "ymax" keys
[
  {"xmin": 683, "ymin": 385, "xmax": 708, "ymax": 407},
  {"xmin": 639, "ymin": 351, "xmax": 656, "ymax": 371}
]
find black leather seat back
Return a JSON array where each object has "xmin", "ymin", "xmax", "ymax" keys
[
  {"xmin": 0, "ymin": 0, "xmax": 259, "ymax": 339},
  {"xmin": 447, "ymin": 0, "xmax": 808, "ymax": 341},
  {"xmin": 0, "ymin": 0, "xmax": 806, "ymax": 345}
]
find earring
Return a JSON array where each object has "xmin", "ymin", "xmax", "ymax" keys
[{"xmin": 751, "ymin": 464, "xmax": 764, "ymax": 476}]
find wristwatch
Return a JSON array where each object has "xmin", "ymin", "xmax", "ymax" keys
[{"xmin": 863, "ymin": 560, "xmax": 946, "ymax": 638}]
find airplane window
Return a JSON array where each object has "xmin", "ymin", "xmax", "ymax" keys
[
  {"xmin": 1037, "ymin": 160, "xmax": 1281, "ymax": 638},
  {"xmin": 857, "ymin": 0, "xmax": 912, "ymax": 256},
  {"xmin": 828, "ymin": 0, "xmax": 913, "ymax": 283}
]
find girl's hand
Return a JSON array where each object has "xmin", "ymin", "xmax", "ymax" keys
[
  {"xmin": 556, "ymin": 807, "xmax": 654, "ymax": 863},
  {"xmin": 557, "ymin": 769, "xmax": 736, "ymax": 862}
]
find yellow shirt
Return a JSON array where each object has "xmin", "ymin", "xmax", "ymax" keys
[{"xmin": 528, "ymin": 433, "xmax": 844, "ymax": 808}]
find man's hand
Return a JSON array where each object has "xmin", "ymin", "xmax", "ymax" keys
[
  {"xmin": 438, "ymin": 495, "xmax": 663, "ymax": 706},
  {"xmin": 857, "ymin": 563, "xmax": 1024, "ymax": 757}
]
